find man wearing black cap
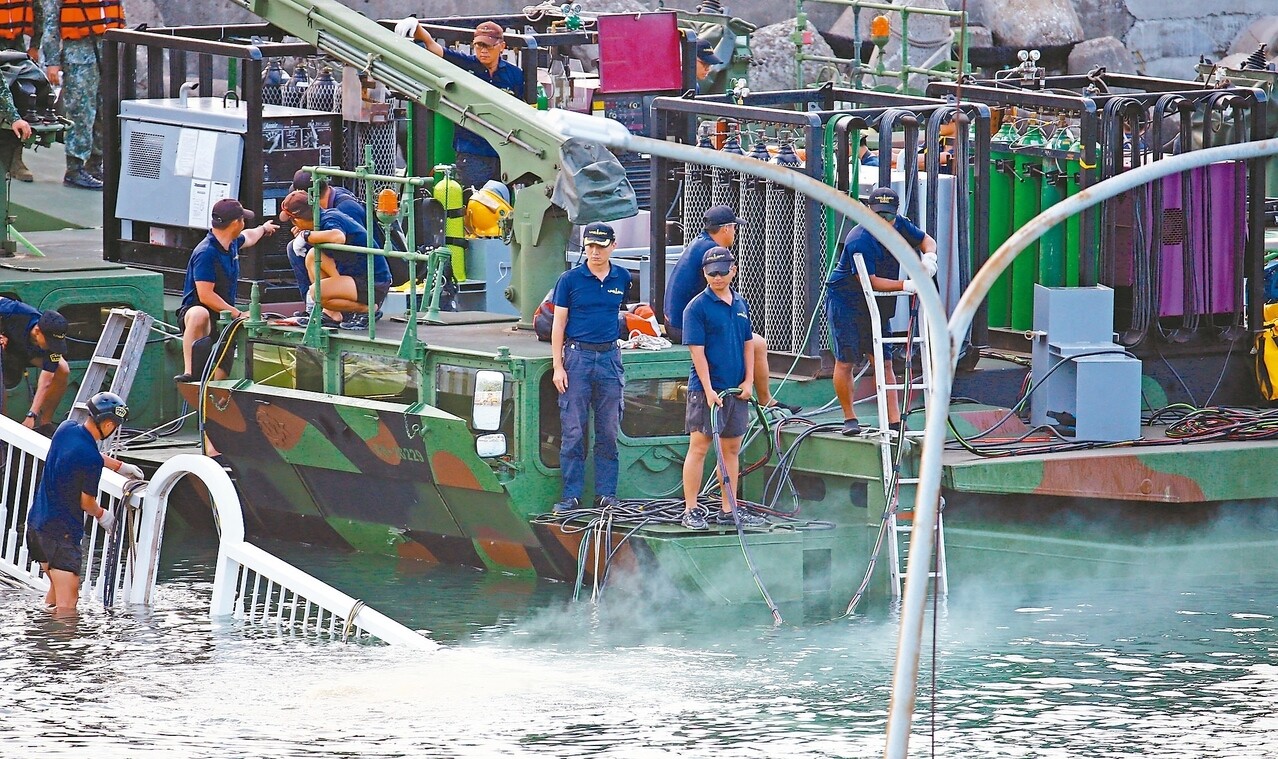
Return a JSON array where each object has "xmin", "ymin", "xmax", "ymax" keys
[
  {"xmin": 679, "ymin": 247, "xmax": 767, "ymax": 531},
  {"xmin": 0, "ymin": 298, "xmax": 70, "ymax": 430},
  {"xmin": 665, "ymin": 204, "xmax": 799, "ymax": 414},
  {"xmin": 396, "ymin": 17, "xmax": 525, "ymax": 189},
  {"xmin": 549, "ymin": 221, "xmax": 631, "ymax": 514},
  {"xmin": 286, "ymin": 169, "xmax": 379, "ymax": 304},
  {"xmin": 825, "ymin": 186, "xmax": 937, "ymax": 436},
  {"xmin": 174, "ymin": 198, "xmax": 278, "ymax": 383},
  {"xmin": 694, "ymin": 37, "xmax": 723, "ymax": 88}
]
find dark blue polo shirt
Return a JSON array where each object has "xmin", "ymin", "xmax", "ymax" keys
[
  {"xmin": 0, "ymin": 298, "xmax": 61, "ymax": 372},
  {"xmin": 826, "ymin": 215, "xmax": 926, "ymax": 289},
  {"xmin": 682, "ymin": 287, "xmax": 753, "ymax": 392},
  {"xmin": 329, "ymin": 186, "xmax": 389, "ymax": 250},
  {"xmin": 28, "ymin": 420, "xmax": 103, "ymax": 543},
  {"xmin": 664, "ymin": 232, "xmax": 718, "ymax": 331},
  {"xmin": 319, "ymin": 209, "xmax": 391, "ymax": 285},
  {"xmin": 551, "ymin": 263, "xmax": 631, "ymax": 344},
  {"xmin": 441, "ymin": 49, "xmax": 525, "ymax": 157},
  {"xmin": 181, "ymin": 232, "xmax": 243, "ymax": 310}
]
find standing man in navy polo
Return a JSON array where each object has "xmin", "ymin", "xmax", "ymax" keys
[
  {"xmin": 825, "ymin": 186, "xmax": 936, "ymax": 436},
  {"xmin": 0, "ymin": 299, "xmax": 69, "ymax": 431},
  {"xmin": 679, "ymin": 248, "xmax": 767, "ymax": 530},
  {"xmin": 550, "ymin": 222, "xmax": 630, "ymax": 514},
  {"xmin": 397, "ymin": 18, "xmax": 525, "ymax": 189},
  {"xmin": 665, "ymin": 204, "xmax": 799, "ymax": 414},
  {"xmin": 174, "ymin": 198, "xmax": 278, "ymax": 383}
]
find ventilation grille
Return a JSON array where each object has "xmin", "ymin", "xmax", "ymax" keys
[
  {"xmin": 1161, "ymin": 208, "xmax": 1187, "ymax": 246},
  {"xmin": 127, "ymin": 130, "xmax": 164, "ymax": 180}
]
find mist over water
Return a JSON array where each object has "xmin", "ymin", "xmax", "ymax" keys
[{"xmin": 3, "ymin": 507, "xmax": 1278, "ymax": 758}]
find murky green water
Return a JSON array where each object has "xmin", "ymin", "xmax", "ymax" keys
[{"xmin": 3, "ymin": 527, "xmax": 1278, "ymax": 757}]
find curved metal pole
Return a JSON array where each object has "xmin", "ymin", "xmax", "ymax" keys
[{"xmin": 541, "ymin": 109, "xmax": 955, "ymax": 759}]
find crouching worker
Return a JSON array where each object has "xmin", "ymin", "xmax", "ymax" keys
[
  {"xmin": 0, "ymin": 299, "xmax": 69, "ymax": 431},
  {"xmin": 175, "ymin": 199, "xmax": 277, "ymax": 383},
  {"xmin": 679, "ymin": 248, "xmax": 767, "ymax": 531},
  {"xmin": 25, "ymin": 391, "xmax": 144, "ymax": 614},
  {"xmin": 279, "ymin": 190, "xmax": 391, "ymax": 331}
]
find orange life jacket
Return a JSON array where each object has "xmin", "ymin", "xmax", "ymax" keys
[
  {"xmin": 0, "ymin": 1, "xmax": 32, "ymax": 41},
  {"xmin": 59, "ymin": 0, "xmax": 123, "ymax": 40}
]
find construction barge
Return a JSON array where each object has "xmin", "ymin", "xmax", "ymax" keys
[{"xmin": 2, "ymin": 1, "xmax": 1277, "ymax": 608}]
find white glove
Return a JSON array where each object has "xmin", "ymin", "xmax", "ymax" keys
[
  {"xmin": 116, "ymin": 463, "xmax": 144, "ymax": 480},
  {"xmin": 393, "ymin": 16, "xmax": 419, "ymax": 38},
  {"xmin": 288, "ymin": 235, "xmax": 308, "ymax": 258},
  {"xmin": 901, "ymin": 279, "xmax": 918, "ymax": 294},
  {"xmin": 96, "ymin": 507, "xmax": 116, "ymax": 535},
  {"xmin": 920, "ymin": 251, "xmax": 938, "ymax": 278}
]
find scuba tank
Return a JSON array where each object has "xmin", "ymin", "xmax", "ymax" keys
[{"xmin": 433, "ymin": 173, "xmax": 467, "ymax": 281}]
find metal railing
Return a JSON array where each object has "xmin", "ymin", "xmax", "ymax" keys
[
  {"xmin": 0, "ymin": 416, "xmax": 160, "ymax": 605},
  {"xmin": 164, "ymin": 455, "xmax": 435, "ymax": 649}
]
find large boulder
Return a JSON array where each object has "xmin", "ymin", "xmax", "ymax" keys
[
  {"xmin": 1067, "ymin": 36, "xmax": 1138, "ymax": 75},
  {"xmin": 748, "ymin": 17, "xmax": 841, "ymax": 93},
  {"xmin": 983, "ymin": 0, "xmax": 1083, "ymax": 48},
  {"xmin": 1072, "ymin": 0, "xmax": 1134, "ymax": 44}
]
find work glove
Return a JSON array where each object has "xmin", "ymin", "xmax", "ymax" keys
[
  {"xmin": 288, "ymin": 235, "xmax": 308, "ymax": 259},
  {"xmin": 901, "ymin": 279, "xmax": 918, "ymax": 295},
  {"xmin": 393, "ymin": 16, "xmax": 419, "ymax": 38},
  {"xmin": 116, "ymin": 463, "xmax": 144, "ymax": 480},
  {"xmin": 96, "ymin": 507, "xmax": 116, "ymax": 535},
  {"xmin": 920, "ymin": 251, "xmax": 938, "ymax": 278}
]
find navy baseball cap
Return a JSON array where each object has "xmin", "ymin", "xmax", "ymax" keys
[
  {"xmin": 38, "ymin": 310, "xmax": 68, "ymax": 357},
  {"xmin": 866, "ymin": 186, "xmax": 900, "ymax": 213},
  {"xmin": 703, "ymin": 204, "xmax": 746, "ymax": 228},
  {"xmin": 702, "ymin": 246, "xmax": 735, "ymax": 274},
  {"xmin": 582, "ymin": 222, "xmax": 616, "ymax": 246},
  {"xmin": 696, "ymin": 38, "xmax": 723, "ymax": 66},
  {"xmin": 211, "ymin": 198, "xmax": 255, "ymax": 227},
  {"xmin": 292, "ymin": 169, "xmax": 329, "ymax": 192}
]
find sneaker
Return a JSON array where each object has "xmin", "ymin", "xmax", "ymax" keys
[
  {"xmin": 595, "ymin": 495, "xmax": 620, "ymax": 510},
  {"xmin": 63, "ymin": 168, "xmax": 103, "ymax": 190},
  {"xmin": 715, "ymin": 508, "xmax": 769, "ymax": 528},
  {"xmin": 339, "ymin": 313, "xmax": 369, "ymax": 331},
  {"xmin": 767, "ymin": 400, "xmax": 803, "ymax": 414},
  {"xmin": 173, "ymin": 372, "xmax": 196, "ymax": 383},
  {"xmin": 296, "ymin": 314, "xmax": 341, "ymax": 329},
  {"xmin": 552, "ymin": 496, "xmax": 580, "ymax": 514},
  {"xmin": 841, "ymin": 418, "xmax": 862, "ymax": 436},
  {"xmin": 681, "ymin": 507, "xmax": 709, "ymax": 530}
]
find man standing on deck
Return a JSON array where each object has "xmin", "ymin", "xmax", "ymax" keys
[
  {"xmin": 0, "ymin": 299, "xmax": 68, "ymax": 432},
  {"xmin": 0, "ymin": 0, "xmax": 35, "ymax": 182},
  {"xmin": 549, "ymin": 222, "xmax": 630, "ymax": 514},
  {"xmin": 395, "ymin": 18, "xmax": 525, "ymax": 190},
  {"xmin": 25, "ymin": 391, "xmax": 142, "ymax": 614},
  {"xmin": 279, "ymin": 189, "xmax": 391, "ymax": 331},
  {"xmin": 825, "ymin": 186, "xmax": 937, "ymax": 436},
  {"xmin": 678, "ymin": 248, "xmax": 767, "ymax": 531},
  {"xmin": 174, "ymin": 198, "xmax": 278, "ymax": 383},
  {"xmin": 664, "ymin": 204, "xmax": 799, "ymax": 415},
  {"xmin": 39, "ymin": 0, "xmax": 125, "ymax": 189}
]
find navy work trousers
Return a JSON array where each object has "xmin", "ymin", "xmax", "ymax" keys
[{"xmin": 558, "ymin": 344, "xmax": 624, "ymax": 500}]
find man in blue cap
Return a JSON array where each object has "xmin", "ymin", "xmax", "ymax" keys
[
  {"xmin": 665, "ymin": 204, "xmax": 799, "ymax": 414},
  {"xmin": 679, "ymin": 247, "xmax": 767, "ymax": 530},
  {"xmin": 549, "ymin": 221, "xmax": 631, "ymax": 514},
  {"xmin": 694, "ymin": 37, "xmax": 723, "ymax": 85},
  {"xmin": 825, "ymin": 186, "xmax": 937, "ymax": 436},
  {"xmin": 0, "ymin": 299, "xmax": 70, "ymax": 430}
]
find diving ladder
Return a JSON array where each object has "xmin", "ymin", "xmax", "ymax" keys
[
  {"xmin": 68, "ymin": 308, "xmax": 154, "ymax": 424},
  {"xmin": 852, "ymin": 252, "xmax": 948, "ymax": 598}
]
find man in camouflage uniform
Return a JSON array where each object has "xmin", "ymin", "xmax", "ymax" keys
[
  {"xmin": 0, "ymin": 0, "xmax": 35, "ymax": 181},
  {"xmin": 0, "ymin": 63, "xmax": 32, "ymax": 181},
  {"xmin": 39, "ymin": 0, "xmax": 124, "ymax": 190}
]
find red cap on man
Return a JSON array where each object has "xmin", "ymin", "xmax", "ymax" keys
[{"xmin": 473, "ymin": 21, "xmax": 504, "ymax": 46}]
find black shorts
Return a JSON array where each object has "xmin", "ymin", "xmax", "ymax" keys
[
  {"xmin": 26, "ymin": 525, "xmax": 83, "ymax": 574},
  {"xmin": 355, "ymin": 280, "xmax": 391, "ymax": 310},
  {"xmin": 685, "ymin": 390, "xmax": 750, "ymax": 438},
  {"xmin": 178, "ymin": 304, "xmax": 238, "ymax": 374}
]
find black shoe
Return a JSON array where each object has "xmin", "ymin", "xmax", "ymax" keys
[
  {"xmin": 339, "ymin": 313, "xmax": 369, "ymax": 331},
  {"xmin": 841, "ymin": 418, "xmax": 862, "ymax": 436},
  {"xmin": 173, "ymin": 372, "xmax": 196, "ymax": 383},
  {"xmin": 63, "ymin": 168, "xmax": 103, "ymax": 190},
  {"xmin": 292, "ymin": 310, "xmax": 308, "ymax": 318},
  {"xmin": 681, "ymin": 507, "xmax": 709, "ymax": 530},
  {"xmin": 715, "ymin": 508, "xmax": 768, "ymax": 527},
  {"xmin": 595, "ymin": 495, "xmax": 620, "ymax": 510},
  {"xmin": 552, "ymin": 496, "xmax": 580, "ymax": 515},
  {"xmin": 296, "ymin": 315, "xmax": 341, "ymax": 328},
  {"xmin": 767, "ymin": 400, "xmax": 802, "ymax": 414}
]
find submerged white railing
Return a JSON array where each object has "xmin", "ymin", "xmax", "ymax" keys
[
  {"xmin": 0, "ymin": 416, "xmax": 160, "ymax": 605},
  {"xmin": 161, "ymin": 455, "xmax": 434, "ymax": 649}
]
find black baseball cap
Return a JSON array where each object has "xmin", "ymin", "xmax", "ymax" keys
[
  {"xmin": 582, "ymin": 222, "xmax": 616, "ymax": 246},
  {"xmin": 38, "ymin": 310, "xmax": 68, "ymax": 357},
  {"xmin": 696, "ymin": 38, "xmax": 723, "ymax": 66},
  {"xmin": 211, "ymin": 198, "xmax": 255, "ymax": 227},
  {"xmin": 292, "ymin": 169, "xmax": 329, "ymax": 192},
  {"xmin": 702, "ymin": 246, "xmax": 735, "ymax": 274},
  {"xmin": 703, "ymin": 204, "xmax": 746, "ymax": 228}
]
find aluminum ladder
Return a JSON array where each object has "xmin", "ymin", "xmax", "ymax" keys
[
  {"xmin": 68, "ymin": 308, "xmax": 154, "ymax": 424},
  {"xmin": 852, "ymin": 252, "xmax": 948, "ymax": 598}
]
